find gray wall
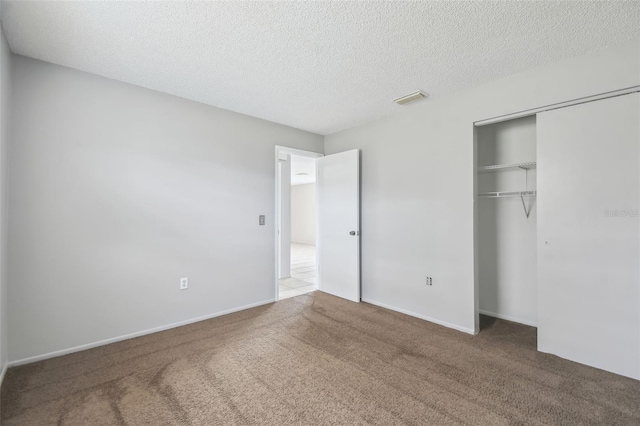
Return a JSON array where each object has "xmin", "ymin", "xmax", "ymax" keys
[
  {"xmin": 324, "ymin": 39, "xmax": 640, "ymax": 335},
  {"xmin": 0, "ymin": 16, "xmax": 11, "ymax": 372},
  {"xmin": 8, "ymin": 56, "xmax": 323, "ymax": 362}
]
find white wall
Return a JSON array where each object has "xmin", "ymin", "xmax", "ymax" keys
[
  {"xmin": 324, "ymin": 39, "xmax": 640, "ymax": 336},
  {"xmin": 291, "ymin": 183, "xmax": 316, "ymax": 245},
  {"xmin": 477, "ymin": 117, "xmax": 537, "ymax": 326},
  {"xmin": 8, "ymin": 56, "xmax": 323, "ymax": 362},
  {"xmin": 0, "ymin": 15, "xmax": 12, "ymax": 375}
]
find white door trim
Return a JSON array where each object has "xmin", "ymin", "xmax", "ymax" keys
[{"xmin": 274, "ymin": 146, "xmax": 323, "ymax": 301}]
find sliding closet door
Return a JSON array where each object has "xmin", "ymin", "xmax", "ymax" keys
[{"xmin": 537, "ymin": 93, "xmax": 640, "ymax": 379}]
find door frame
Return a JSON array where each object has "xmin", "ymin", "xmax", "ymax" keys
[{"xmin": 274, "ymin": 146, "xmax": 323, "ymax": 301}]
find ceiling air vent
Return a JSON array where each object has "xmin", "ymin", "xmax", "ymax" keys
[{"xmin": 393, "ymin": 90, "xmax": 427, "ymax": 105}]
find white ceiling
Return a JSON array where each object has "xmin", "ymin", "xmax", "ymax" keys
[
  {"xmin": 1, "ymin": 1, "xmax": 639, "ymax": 135},
  {"xmin": 291, "ymin": 155, "xmax": 316, "ymax": 186}
]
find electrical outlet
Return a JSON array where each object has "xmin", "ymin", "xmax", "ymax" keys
[
  {"xmin": 426, "ymin": 276, "xmax": 433, "ymax": 286},
  {"xmin": 180, "ymin": 277, "xmax": 188, "ymax": 290}
]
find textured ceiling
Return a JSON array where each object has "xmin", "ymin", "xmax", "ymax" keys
[{"xmin": 1, "ymin": 1, "xmax": 639, "ymax": 135}]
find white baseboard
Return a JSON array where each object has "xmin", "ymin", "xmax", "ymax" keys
[
  {"xmin": 0, "ymin": 362, "xmax": 7, "ymax": 388},
  {"xmin": 362, "ymin": 298, "xmax": 475, "ymax": 335},
  {"xmin": 8, "ymin": 298, "xmax": 276, "ymax": 367},
  {"xmin": 479, "ymin": 309, "xmax": 537, "ymax": 328}
]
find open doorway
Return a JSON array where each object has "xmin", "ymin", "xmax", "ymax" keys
[
  {"xmin": 474, "ymin": 116, "xmax": 537, "ymax": 333},
  {"xmin": 275, "ymin": 146, "xmax": 361, "ymax": 303},
  {"xmin": 280, "ymin": 155, "xmax": 318, "ymax": 299},
  {"xmin": 275, "ymin": 146, "xmax": 322, "ymax": 301}
]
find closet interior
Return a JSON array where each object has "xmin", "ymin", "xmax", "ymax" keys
[{"xmin": 476, "ymin": 115, "xmax": 537, "ymax": 327}]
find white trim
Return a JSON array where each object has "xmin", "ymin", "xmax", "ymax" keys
[
  {"xmin": 274, "ymin": 146, "xmax": 323, "ymax": 302},
  {"xmin": 8, "ymin": 299, "xmax": 275, "ymax": 367},
  {"xmin": 474, "ymin": 85, "xmax": 640, "ymax": 126},
  {"xmin": 479, "ymin": 309, "xmax": 538, "ymax": 328},
  {"xmin": 275, "ymin": 145, "xmax": 323, "ymax": 159},
  {"xmin": 362, "ymin": 298, "xmax": 475, "ymax": 335}
]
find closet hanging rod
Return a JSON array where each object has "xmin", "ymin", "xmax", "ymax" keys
[
  {"xmin": 477, "ymin": 190, "xmax": 537, "ymax": 198},
  {"xmin": 474, "ymin": 85, "xmax": 640, "ymax": 127}
]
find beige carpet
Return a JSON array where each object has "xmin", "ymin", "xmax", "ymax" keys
[{"xmin": 2, "ymin": 292, "xmax": 639, "ymax": 425}]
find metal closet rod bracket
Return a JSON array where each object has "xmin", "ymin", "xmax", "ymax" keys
[
  {"xmin": 521, "ymin": 194, "xmax": 532, "ymax": 219},
  {"xmin": 522, "ymin": 168, "xmax": 531, "ymax": 219}
]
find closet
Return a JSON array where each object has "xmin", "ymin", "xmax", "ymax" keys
[
  {"xmin": 475, "ymin": 92, "xmax": 640, "ymax": 380},
  {"xmin": 476, "ymin": 116, "xmax": 537, "ymax": 327}
]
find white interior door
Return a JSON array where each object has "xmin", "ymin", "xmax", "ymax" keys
[
  {"xmin": 537, "ymin": 93, "xmax": 640, "ymax": 379},
  {"xmin": 317, "ymin": 149, "xmax": 360, "ymax": 302}
]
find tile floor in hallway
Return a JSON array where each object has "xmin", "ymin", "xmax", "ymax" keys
[{"xmin": 279, "ymin": 243, "xmax": 317, "ymax": 300}]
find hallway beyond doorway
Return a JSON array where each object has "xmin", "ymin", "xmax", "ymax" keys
[{"xmin": 279, "ymin": 243, "xmax": 317, "ymax": 299}]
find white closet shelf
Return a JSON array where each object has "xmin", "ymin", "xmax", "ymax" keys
[
  {"xmin": 478, "ymin": 162, "xmax": 536, "ymax": 173},
  {"xmin": 478, "ymin": 190, "xmax": 537, "ymax": 198}
]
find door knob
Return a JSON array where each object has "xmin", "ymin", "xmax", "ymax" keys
[{"xmin": 349, "ymin": 231, "xmax": 359, "ymax": 236}]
